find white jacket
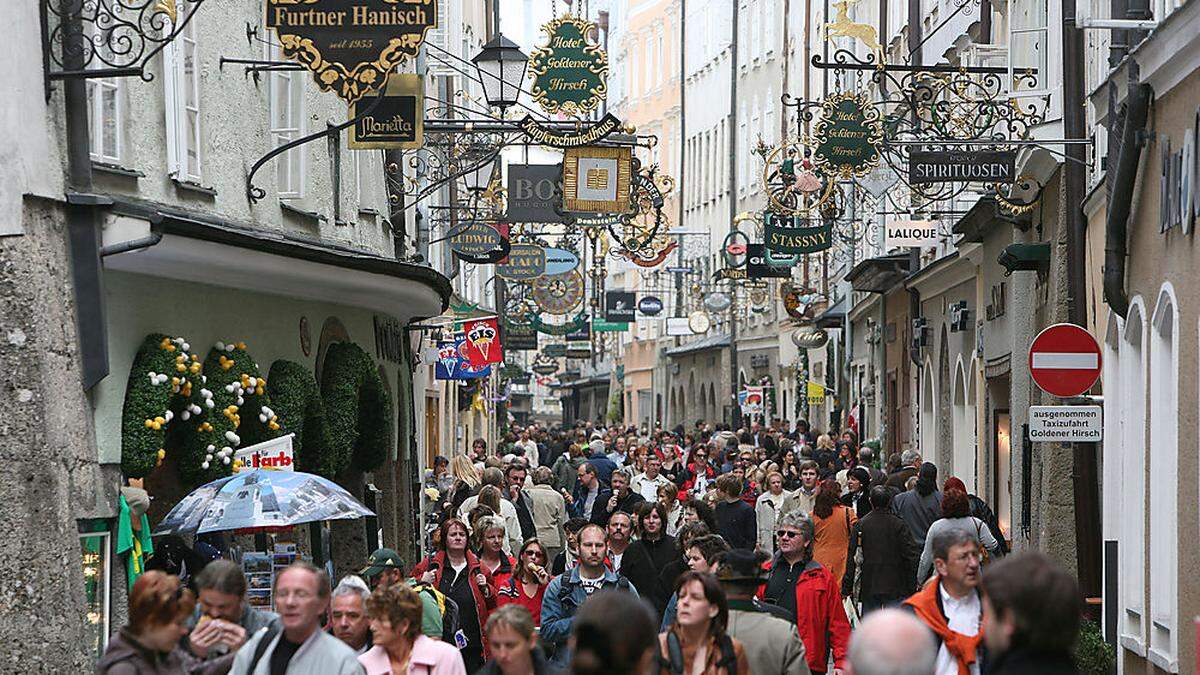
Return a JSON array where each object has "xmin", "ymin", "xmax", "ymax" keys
[
  {"xmin": 230, "ymin": 625, "xmax": 364, "ymax": 675},
  {"xmin": 755, "ymin": 490, "xmax": 793, "ymax": 555}
]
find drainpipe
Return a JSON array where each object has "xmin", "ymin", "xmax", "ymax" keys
[{"xmin": 1102, "ymin": 83, "xmax": 1151, "ymax": 320}]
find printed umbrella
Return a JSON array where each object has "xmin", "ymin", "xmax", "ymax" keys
[{"xmin": 154, "ymin": 469, "xmax": 373, "ymax": 536}]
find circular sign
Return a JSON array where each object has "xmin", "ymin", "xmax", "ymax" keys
[
  {"xmin": 703, "ymin": 292, "xmax": 732, "ymax": 312},
  {"xmin": 449, "ymin": 221, "xmax": 508, "ymax": 262},
  {"xmin": 638, "ymin": 296, "xmax": 664, "ymax": 316},
  {"xmin": 542, "ymin": 247, "xmax": 581, "ymax": 275},
  {"xmin": 722, "ymin": 231, "xmax": 749, "ymax": 268},
  {"xmin": 792, "ymin": 327, "xmax": 829, "ymax": 349},
  {"xmin": 1028, "ymin": 323, "xmax": 1102, "ymax": 398},
  {"xmin": 532, "ymin": 270, "xmax": 585, "ymax": 315},
  {"xmin": 688, "ymin": 311, "xmax": 712, "ymax": 334}
]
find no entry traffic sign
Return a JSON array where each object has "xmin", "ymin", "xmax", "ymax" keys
[{"xmin": 1028, "ymin": 323, "xmax": 1101, "ymax": 398}]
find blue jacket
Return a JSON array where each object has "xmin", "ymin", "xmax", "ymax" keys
[
  {"xmin": 540, "ymin": 566, "xmax": 638, "ymax": 666},
  {"xmin": 586, "ymin": 454, "xmax": 618, "ymax": 486},
  {"xmin": 569, "ymin": 483, "xmax": 613, "ymax": 525}
]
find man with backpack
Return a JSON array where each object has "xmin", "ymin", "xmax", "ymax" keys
[
  {"xmin": 359, "ymin": 547, "xmax": 460, "ymax": 644},
  {"xmin": 540, "ymin": 523, "xmax": 639, "ymax": 667}
]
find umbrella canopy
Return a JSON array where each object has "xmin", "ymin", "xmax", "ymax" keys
[{"xmin": 154, "ymin": 469, "xmax": 373, "ymax": 536}]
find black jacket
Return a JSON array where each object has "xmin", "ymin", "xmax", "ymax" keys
[
  {"xmin": 983, "ymin": 646, "xmax": 1078, "ymax": 675},
  {"xmin": 714, "ymin": 499, "xmax": 757, "ymax": 550},
  {"xmin": 842, "ymin": 507, "xmax": 920, "ymax": 598},
  {"xmin": 624, "ymin": 535, "xmax": 678, "ymax": 614},
  {"xmin": 969, "ymin": 494, "xmax": 1010, "ymax": 555},
  {"xmin": 475, "ymin": 645, "xmax": 563, "ymax": 675}
]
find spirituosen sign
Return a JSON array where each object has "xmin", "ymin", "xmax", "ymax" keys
[
  {"xmin": 813, "ymin": 91, "xmax": 882, "ymax": 178},
  {"xmin": 1028, "ymin": 406, "xmax": 1102, "ymax": 442},
  {"xmin": 764, "ymin": 212, "xmax": 832, "ymax": 254},
  {"xmin": 909, "ymin": 150, "xmax": 1016, "ymax": 184},
  {"xmin": 528, "ymin": 14, "xmax": 609, "ymax": 116},
  {"xmin": 265, "ymin": 0, "xmax": 437, "ymax": 103},
  {"xmin": 518, "ymin": 114, "xmax": 622, "ymax": 148},
  {"xmin": 348, "ymin": 74, "xmax": 423, "ymax": 149}
]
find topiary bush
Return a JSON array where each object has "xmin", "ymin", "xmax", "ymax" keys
[
  {"xmin": 267, "ymin": 360, "xmax": 337, "ymax": 477},
  {"xmin": 1073, "ymin": 621, "xmax": 1115, "ymax": 674},
  {"xmin": 120, "ymin": 334, "xmax": 203, "ymax": 478},
  {"xmin": 320, "ymin": 342, "xmax": 393, "ymax": 473}
]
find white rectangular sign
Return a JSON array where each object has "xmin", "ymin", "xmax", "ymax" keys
[
  {"xmin": 234, "ymin": 433, "xmax": 296, "ymax": 471},
  {"xmin": 666, "ymin": 317, "xmax": 694, "ymax": 336},
  {"xmin": 886, "ymin": 220, "xmax": 940, "ymax": 248},
  {"xmin": 1028, "ymin": 406, "xmax": 1102, "ymax": 442}
]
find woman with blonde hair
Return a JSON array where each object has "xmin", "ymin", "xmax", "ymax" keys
[
  {"xmin": 448, "ymin": 454, "xmax": 482, "ymax": 515},
  {"xmin": 755, "ymin": 470, "xmax": 792, "ymax": 555}
]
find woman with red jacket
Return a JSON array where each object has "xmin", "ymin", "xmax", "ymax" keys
[
  {"xmin": 677, "ymin": 443, "xmax": 717, "ymax": 500},
  {"xmin": 475, "ymin": 515, "xmax": 516, "ymax": 591},
  {"xmin": 411, "ymin": 517, "xmax": 496, "ymax": 671},
  {"xmin": 759, "ymin": 510, "xmax": 850, "ymax": 674},
  {"xmin": 496, "ymin": 538, "xmax": 551, "ymax": 628}
]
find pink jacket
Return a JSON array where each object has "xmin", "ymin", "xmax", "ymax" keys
[{"xmin": 357, "ymin": 637, "xmax": 467, "ymax": 675}]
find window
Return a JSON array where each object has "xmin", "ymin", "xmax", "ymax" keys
[
  {"xmin": 87, "ymin": 76, "xmax": 122, "ymax": 163},
  {"xmin": 163, "ymin": 14, "xmax": 202, "ymax": 182},
  {"xmin": 353, "ymin": 150, "xmax": 378, "ymax": 208},
  {"xmin": 1009, "ymin": 0, "xmax": 1048, "ymax": 93},
  {"xmin": 1119, "ymin": 299, "xmax": 1147, "ymax": 654},
  {"xmin": 1148, "ymin": 285, "xmax": 1178, "ymax": 670},
  {"xmin": 269, "ymin": 41, "xmax": 305, "ymax": 198},
  {"xmin": 738, "ymin": 2, "xmax": 749, "ymax": 69}
]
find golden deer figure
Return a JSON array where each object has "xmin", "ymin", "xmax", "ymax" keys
[{"xmin": 824, "ymin": 0, "xmax": 884, "ymax": 58}]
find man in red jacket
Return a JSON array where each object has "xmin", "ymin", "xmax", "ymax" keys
[{"xmin": 761, "ymin": 510, "xmax": 850, "ymax": 674}]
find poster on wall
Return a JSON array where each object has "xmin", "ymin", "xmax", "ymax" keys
[{"xmin": 738, "ymin": 386, "xmax": 765, "ymax": 415}]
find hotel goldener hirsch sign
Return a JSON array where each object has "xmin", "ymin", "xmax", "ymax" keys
[
  {"xmin": 813, "ymin": 92, "xmax": 882, "ymax": 178},
  {"xmin": 528, "ymin": 14, "xmax": 609, "ymax": 116},
  {"xmin": 265, "ymin": 0, "xmax": 437, "ymax": 103}
]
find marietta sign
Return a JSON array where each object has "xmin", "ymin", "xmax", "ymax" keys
[
  {"xmin": 909, "ymin": 150, "xmax": 1016, "ymax": 184},
  {"xmin": 528, "ymin": 14, "xmax": 609, "ymax": 115},
  {"xmin": 265, "ymin": 0, "xmax": 437, "ymax": 103},
  {"xmin": 348, "ymin": 74, "xmax": 423, "ymax": 149}
]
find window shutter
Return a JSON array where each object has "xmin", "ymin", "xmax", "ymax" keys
[{"xmin": 162, "ymin": 37, "xmax": 182, "ymax": 177}]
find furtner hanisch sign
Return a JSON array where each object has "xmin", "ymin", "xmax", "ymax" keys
[{"xmin": 908, "ymin": 150, "xmax": 1016, "ymax": 184}]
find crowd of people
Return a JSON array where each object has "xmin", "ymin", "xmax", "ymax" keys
[{"xmin": 99, "ymin": 418, "xmax": 1088, "ymax": 674}]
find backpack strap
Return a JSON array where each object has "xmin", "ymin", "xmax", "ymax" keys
[
  {"xmin": 716, "ymin": 634, "xmax": 738, "ymax": 671},
  {"xmin": 656, "ymin": 631, "xmax": 685, "ymax": 675},
  {"xmin": 246, "ymin": 624, "xmax": 281, "ymax": 675}
]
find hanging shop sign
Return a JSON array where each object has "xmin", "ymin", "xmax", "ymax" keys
[
  {"xmin": 565, "ymin": 342, "xmax": 592, "ymax": 359},
  {"xmin": 715, "ymin": 268, "xmax": 749, "ymax": 281},
  {"xmin": 264, "ymin": 0, "xmax": 436, "ymax": 103},
  {"xmin": 497, "ymin": 244, "xmax": 547, "ymax": 281},
  {"xmin": 505, "ymin": 322, "xmax": 538, "ymax": 351},
  {"xmin": 638, "ymin": 296, "xmax": 664, "ymax": 316},
  {"xmin": 747, "ymin": 244, "xmax": 792, "ymax": 279},
  {"xmin": 722, "ymin": 231, "xmax": 750, "ymax": 268},
  {"xmin": 617, "ymin": 239, "xmax": 678, "ymax": 267},
  {"xmin": 665, "ymin": 317, "xmax": 693, "ymax": 336},
  {"xmin": 434, "ymin": 340, "xmax": 462, "ymax": 380},
  {"xmin": 764, "ymin": 212, "xmax": 833, "ymax": 254},
  {"xmin": 738, "ymin": 386, "xmax": 765, "ymax": 415},
  {"xmin": 885, "ymin": 220, "xmax": 940, "ymax": 248},
  {"xmin": 461, "ymin": 318, "xmax": 503, "ymax": 366},
  {"xmin": 532, "ymin": 358, "xmax": 559, "ymax": 375},
  {"xmin": 449, "ymin": 221, "xmax": 510, "ymax": 263},
  {"xmin": 348, "ymin": 74, "xmax": 423, "ymax": 149},
  {"xmin": 765, "ymin": 248, "xmax": 800, "ymax": 268},
  {"xmin": 542, "ymin": 247, "xmax": 581, "ymax": 275},
  {"xmin": 532, "ymin": 270, "xmax": 585, "ymax": 315},
  {"xmin": 562, "ymin": 146, "xmax": 633, "ymax": 213},
  {"xmin": 593, "ymin": 318, "xmax": 631, "ymax": 332},
  {"xmin": 518, "ymin": 113, "xmax": 623, "ymax": 148},
  {"xmin": 604, "ymin": 291, "xmax": 637, "ymax": 322},
  {"xmin": 813, "ymin": 91, "xmax": 883, "ymax": 178},
  {"xmin": 781, "ymin": 284, "xmax": 807, "ymax": 319},
  {"xmin": 688, "ymin": 311, "xmax": 712, "ymax": 334},
  {"xmin": 507, "ymin": 164, "xmax": 568, "ymax": 224},
  {"xmin": 792, "ymin": 327, "xmax": 830, "ymax": 349},
  {"xmin": 531, "ymin": 312, "xmax": 589, "ymax": 336},
  {"xmin": 566, "ymin": 322, "xmax": 591, "ymax": 342},
  {"xmin": 807, "ymin": 381, "xmax": 826, "ymax": 405},
  {"xmin": 703, "ymin": 292, "xmax": 732, "ymax": 312},
  {"xmin": 543, "ymin": 343, "xmax": 568, "ymax": 358},
  {"xmin": 908, "ymin": 150, "xmax": 1016, "ymax": 184},
  {"xmin": 528, "ymin": 14, "xmax": 609, "ymax": 116}
]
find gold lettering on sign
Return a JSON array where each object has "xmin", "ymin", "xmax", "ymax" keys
[{"xmin": 585, "ymin": 169, "xmax": 609, "ymax": 190}]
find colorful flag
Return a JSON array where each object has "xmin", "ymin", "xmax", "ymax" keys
[
  {"xmin": 455, "ymin": 333, "xmax": 492, "ymax": 379},
  {"xmin": 434, "ymin": 340, "xmax": 461, "ymax": 380},
  {"xmin": 461, "ymin": 318, "xmax": 502, "ymax": 366}
]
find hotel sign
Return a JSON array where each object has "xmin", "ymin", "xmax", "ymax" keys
[
  {"xmin": 348, "ymin": 74, "xmax": 423, "ymax": 148},
  {"xmin": 265, "ymin": 0, "xmax": 437, "ymax": 103},
  {"xmin": 813, "ymin": 92, "xmax": 882, "ymax": 178},
  {"xmin": 528, "ymin": 14, "xmax": 609, "ymax": 116},
  {"xmin": 909, "ymin": 150, "xmax": 1016, "ymax": 184}
]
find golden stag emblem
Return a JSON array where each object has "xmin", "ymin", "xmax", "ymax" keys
[{"xmin": 824, "ymin": 0, "xmax": 883, "ymax": 58}]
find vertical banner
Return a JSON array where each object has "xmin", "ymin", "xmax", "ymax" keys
[
  {"xmin": 454, "ymin": 333, "xmax": 492, "ymax": 379},
  {"xmin": 434, "ymin": 340, "xmax": 461, "ymax": 380},
  {"xmin": 461, "ymin": 318, "xmax": 503, "ymax": 366},
  {"xmin": 738, "ymin": 386, "xmax": 765, "ymax": 415}
]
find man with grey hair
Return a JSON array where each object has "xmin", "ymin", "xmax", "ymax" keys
[
  {"xmin": 329, "ymin": 576, "xmax": 371, "ymax": 654},
  {"xmin": 886, "ymin": 449, "xmax": 922, "ymax": 490},
  {"xmin": 848, "ymin": 608, "xmax": 937, "ymax": 675},
  {"xmin": 764, "ymin": 510, "xmax": 851, "ymax": 674},
  {"xmin": 903, "ymin": 527, "xmax": 984, "ymax": 675}
]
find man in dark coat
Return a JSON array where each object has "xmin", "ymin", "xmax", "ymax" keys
[
  {"xmin": 885, "ymin": 449, "xmax": 922, "ymax": 490},
  {"xmin": 842, "ymin": 486, "xmax": 920, "ymax": 612},
  {"xmin": 981, "ymin": 552, "xmax": 1082, "ymax": 674},
  {"xmin": 713, "ymin": 474, "xmax": 757, "ymax": 550}
]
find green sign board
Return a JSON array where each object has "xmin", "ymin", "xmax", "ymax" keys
[
  {"xmin": 544, "ymin": 343, "xmax": 568, "ymax": 358},
  {"xmin": 764, "ymin": 212, "xmax": 833, "ymax": 254},
  {"xmin": 813, "ymin": 92, "xmax": 882, "ymax": 179},
  {"xmin": 592, "ymin": 319, "xmax": 630, "ymax": 332},
  {"xmin": 531, "ymin": 313, "xmax": 589, "ymax": 336},
  {"xmin": 528, "ymin": 14, "xmax": 609, "ymax": 116}
]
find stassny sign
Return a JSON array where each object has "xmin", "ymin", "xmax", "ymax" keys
[{"xmin": 909, "ymin": 150, "xmax": 1016, "ymax": 184}]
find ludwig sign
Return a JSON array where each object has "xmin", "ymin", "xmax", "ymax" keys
[
  {"xmin": 764, "ymin": 212, "xmax": 832, "ymax": 254},
  {"xmin": 813, "ymin": 92, "xmax": 882, "ymax": 178},
  {"xmin": 449, "ymin": 222, "xmax": 509, "ymax": 263},
  {"xmin": 497, "ymin": 244, "xmax": 546, "ymax": 281},
  {"xmin": 528, "ymin": 14, "xmax": 609, "ymax": 116},
  {"xmin": 348, "ymin": 74, "xmax": 423, "ymax": 149},
  {"xmin": 265, "ymin": 0, "xmax": 437, "ymax": 103},
  {"xmin": 909, "ymin": 150, "xmax": 1016, "ymax": 184}
]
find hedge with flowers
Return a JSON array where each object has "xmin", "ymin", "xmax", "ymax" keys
[{"xmin": 319, "ymin": 342, "xmax": 392, "ymax": 473}]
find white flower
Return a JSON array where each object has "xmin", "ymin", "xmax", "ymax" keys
[
  {"xmin": 207, "ymin": 444, "xmax": 216, "ymax": 453},
  {"xmin": 215, "ymin": 341, "xmax": 226, "ymax": 351},
  {"xmin": 224, "ymin": 431, "xmax": 240, "ymax": 444},
  {"xmin": 181, "ymin": 411, "xmax": 191, "ymax": 421},
  {"xmin": 205, "ymin": 399, "xmax": 215, "ymax": 409},
  {"xmin": 201, "ymin": 461, "xmax": 210, "ymax": 470}
]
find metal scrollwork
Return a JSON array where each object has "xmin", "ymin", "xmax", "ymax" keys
[{"xmin": 43, "ymin": 0, "xmax": 207, "ymax": 80}]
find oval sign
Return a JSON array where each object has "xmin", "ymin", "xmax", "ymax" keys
[
  {"xmin": 449, "ymin": 222, "xmax": 509, "ymax": 263},
  {"xmin": 497, "ymin": 244, "xmax": 547, "ymax": 281},
  {"xmin": 532, "ymin": 361, "xmax": 559, "ymax": 375},
  {"xmin": 703, "ymin": 292, "xmax": 732, "ymax": 312},
  {"xmin": 792, "ymin": 327, "xmax": 830, "ymax": 349},
  {"xmin": 722, "ymin": 231, "xmax": 749, "ymax": 268},
  {"xmin": 688, "ymin": 311, "xmax": 712, "ymax": 334},
  {"xmin": 638, "ymin": 296, "xmax": 664, "ymax": 316},
  {"xmin": 542, "ymin": 247, "xmax": 580, "ymax": 275}
]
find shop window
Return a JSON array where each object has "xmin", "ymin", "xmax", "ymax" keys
[
  {"xmin": 268, "ymin": 41, "xmax": 305, "ymax": 199},
  {"xmin": 1148, "ymin": 285, "xmax": 1178, "ymax": 670},
  {"xmin": 79, "ymin": 527, "xmax": 111, "ymax": 661},
  {"xmin": 1119, "ymin": 298, "xmax": 1147, "ymax": 655},
  {"xmin": 163, "ymin": 13, "xmax": 202, "ymax": 183}
]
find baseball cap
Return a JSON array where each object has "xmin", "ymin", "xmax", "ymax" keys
[{"xmin": 359, "ymin": 548, "xmax": 405, "ymax": 578}]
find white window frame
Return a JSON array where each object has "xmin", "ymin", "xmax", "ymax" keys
[
  {"xmin": 163, "ymin": 15, "xmax": 202, "ymax": 183},
  {"xmin": 268, "ymin": 41, "xmax": 305, "ymax": 199},
  {"xmin": 1148, "ymin": 284, "xmax": 1179, "ymax": 671},
  {"xmin": 85, "ymin": 17, "xmax": 123, "ymax": 164},
  {"xmin": 1118, "ymin": 297, "xmax": 1148, "ymax": 656},
  {"xmin": 1007, "ymin": 0, "xmax": 1053, "ymax": 98}
]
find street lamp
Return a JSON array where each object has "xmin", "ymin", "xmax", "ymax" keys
[
  {"xmin": 461, "ymin": 155, "xmax": 498, "ymax": 194},
  {"xmin": 472, "ymin": 33, "xmax": 528, "ymax": 113}
]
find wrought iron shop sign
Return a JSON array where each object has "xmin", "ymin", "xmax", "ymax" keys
[
  {"xmin": 348, "ymin": 74, "xmax": 423, "ymax": 148},
  {"xmin": 813, "ymin": 92, "xmax": 882, "ymax": 178},
  {"xmin": 792, "ymin": 328, "xmax": 830, "ymax": 349},
  {"xmin": 507, "ymin": 164, "xmax": 568, "ymax": 223},
  {"xmin": 565, "ymin": 342, "xmax": 592, "ymax": 359},
  {"xmin": 505, "ymin": 322, "xmax": 538, "ymax": 351},
  {"xmin": 518, "ymin": 114, "xmax": 622, "ymax": 148},
  {"xmin": 265, "ymin": 0, "xmax": 436, "ymax": 103},
  {"xmin": 497, "ymin": 244, "xmax": 547, "ymax": 281},
  {"xmin": 528, "ymin": 14, "xmax": 609, "ymax": 116},
  {"xmin": 562, "ymin": 146, "xmax": 633, "ymax": 213},
  {"xmin": 909, "ymin": 150, "xmax": 1016, "ymax": 184},
  {"xmin": 746, "ymin": 244, "xmax": 793, "ymax": 279},
  {"xmin": 449, "ymin": 222, "xmax": 509, "ymax": 264},
  {"xmin": 764, "ymin": 212, "xmax": 832, "ymax": 255},
  {"xmin": 531, "ymin": 313, "xmax": 589, "ymax": 336}
]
